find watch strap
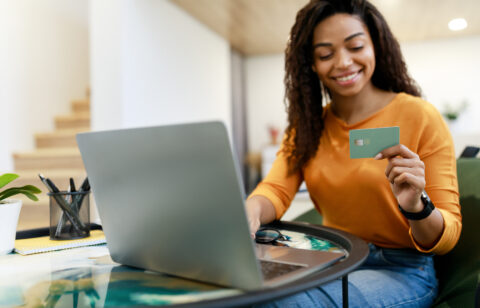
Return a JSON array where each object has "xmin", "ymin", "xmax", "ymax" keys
[{"xmin": 398, "ymin": 192, "xmax": 435, "ymax": 220}]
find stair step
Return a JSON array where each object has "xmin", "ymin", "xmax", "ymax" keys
[
  {"xmin": 71, "ymin": 99, "xmax": 90, "ymax": 114},
  {"xmin": 35, "ymin": 129, "xmax": 90, "ymax": 149},
  {"xmin": 57, "ymin": 126, "xmax": 91, "ymax": 132},
  {"xmin": 13, "ymin": 148, "xmax": 84, "ymax": 170},
  {"xmin": 55, "ymin": 113, "xmax": 90, "ymax": 130},
  {"xmin": 17, "ymin": 197, "xmax": 49, "ymax": 230}
]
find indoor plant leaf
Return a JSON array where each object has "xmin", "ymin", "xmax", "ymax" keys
[
  {"xmin": 0, "ymin": 185, "xmax": 42, "ymax": 195},
  {"xmin": 0, "ymin": 188, "xmax": 39, "ymax": 202},
  {"xmin": 17, "ymin": 185, "xmax": 42, "ymax": 194},
  {"xmin": 0, "ymin": 173, "xmax": 41, "ymax": 203},
  {"xmin": 0, "ymin": 173, "xmax": 19, "ymax": 190}
]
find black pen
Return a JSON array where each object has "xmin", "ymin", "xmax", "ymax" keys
[
  {"xmin": 38, "ymin": 174, "xmax": 50, "ymax": 191},
  {"xmin": 56, "ymin": 178, "xmax": 76, "ymax": 237},
  {"xmin": 46, "ymin": 178, "xmax": 60, "ymax": 193},
  {"xmin": 79, "ymin": 177, "xmax": 90, "ymax": 192},
  {"xmin": 69, "ymin": 178, "xmax": 76, "ymax": 192},
  {"xmin": 72, "ymin": 178, "xmax": 89, "ymax": 206},
  {"xmin": 66, "ymin": 177, "xmax": 90, "ymax": 236},
  {"xmin": 73, "ymin": 177, "xmax": 90, "ymax": 212},
  {"xmin": 39, "ymin": 174, "xmax": 60, "ymax": 193}
]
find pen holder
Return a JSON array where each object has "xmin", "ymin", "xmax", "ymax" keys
[{"xmin": 48, "ymin": 191, "xmax": 90, "ymax": 240}]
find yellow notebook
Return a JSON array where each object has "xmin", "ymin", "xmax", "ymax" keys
[{"xmin": 14, "ymin": 230, "xmax": 106, "ymax": 255}]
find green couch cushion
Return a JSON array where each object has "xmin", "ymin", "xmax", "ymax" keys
[
  {"xmin": 433, "ymin": 158, "xmax": 480, "ymax": 307},
  {"xmin": 292, "ymin": 208, "xmax": 323, "ymax": 225}
]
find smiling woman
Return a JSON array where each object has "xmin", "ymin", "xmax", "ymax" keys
[{"xmin": 246, "ymin": 0, "xmax": 461, "ymax": 307}]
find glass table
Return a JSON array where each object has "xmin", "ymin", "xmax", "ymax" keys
[{"xmin": 1, "ymin": 221, "xmax": 368, "ymax": 307}]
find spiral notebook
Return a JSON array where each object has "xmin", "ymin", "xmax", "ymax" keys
[{"xmin": 14, "ymin": 230, "xmax": 106, "ymax": 255}]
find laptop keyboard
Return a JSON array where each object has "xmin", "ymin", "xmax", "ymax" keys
[{"xmin": 260, "ymin": 260, "xmax": 305, "ymax": 280}]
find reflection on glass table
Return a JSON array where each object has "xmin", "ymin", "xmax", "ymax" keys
[
  {"xmin": 0, "ymin": 246, "xmax": 241, "ymax": 307},
  {"xmin": 1, "ymin": 223, "xmax": 367, "ymax": 308}
]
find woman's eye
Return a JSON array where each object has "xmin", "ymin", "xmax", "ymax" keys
[
  {"xmin": 318, "ymin": 54, "xmax": 332, "ymax": 60},
  {"xmin": 350, "ymin": 46, "xmax": 364, "ymax": 51}
]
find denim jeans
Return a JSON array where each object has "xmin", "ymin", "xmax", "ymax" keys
[{"xmin": 254, "ymin": 244, "xmax": 438, "ymax": 308}]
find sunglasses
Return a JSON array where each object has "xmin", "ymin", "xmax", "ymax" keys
[{"xmin": 254, "ymin": 227, "xmax": 290, "ymax": 245}]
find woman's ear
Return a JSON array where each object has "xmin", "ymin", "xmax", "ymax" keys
[{"xmin": 311, "ymin": 65, "xmax": 316, "ymax": 72}]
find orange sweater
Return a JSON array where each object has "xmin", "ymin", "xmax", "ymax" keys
[{"xmin": 250, "ymin": 93, "xmax": 461, "ymax": 255}]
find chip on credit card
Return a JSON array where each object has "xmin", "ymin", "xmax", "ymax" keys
[{"xmin": 349, "ymin": 127, "xmax": 399, "ymax": 159}]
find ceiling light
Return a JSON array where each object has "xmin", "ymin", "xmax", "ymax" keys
[{"xmin": 448, "ymin": 18, "xmax": 467, "ymax": 31}]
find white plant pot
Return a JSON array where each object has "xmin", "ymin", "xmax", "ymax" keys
[{"xmin": 0, "ymin": 199, "xmax": 22, "ymax": 255}]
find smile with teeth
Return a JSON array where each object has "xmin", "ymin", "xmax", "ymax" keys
[{"xmin": 335, "ymin": 72, "xmax": 359, "ymax": 82}]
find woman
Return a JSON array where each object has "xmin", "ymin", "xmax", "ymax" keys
[{"xmin": 246, "ymin": 0, "xmax": 462, "ymax": 307}]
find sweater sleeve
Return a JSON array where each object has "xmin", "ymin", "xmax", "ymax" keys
[
  {"xmin": 248, "ymin": 140, "xmax": 303, "ymax": 219},
  {"xmin": 408, "ymin": 103, "xmax": 462, "ymax": 255}
]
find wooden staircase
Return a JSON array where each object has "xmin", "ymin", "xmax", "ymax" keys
[{"xmin": 13, "ymin": 98, "xmax": 90, "ymax": 231}]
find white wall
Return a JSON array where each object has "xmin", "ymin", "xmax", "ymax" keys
[
  {"xmin": 245, "ymin": 36, "xmax": 480, "ymax": 153},
  {"xmin": 401, "ymin": 35, "xmax": 480, "ymax": 135},
  {"xmin": 90, "ymin": 0, "xmax": 231, "ymax": 132},
  {"xmin": 89, "ymin": 0, "xmax": 124, "ymax": 131},
  {"xmin": 245, "ymin": 54, "xmax": 287, "ymax": 152},
  {"xmin": 0, "ymin": 0, "xmax": 90, "ymax": 172}
]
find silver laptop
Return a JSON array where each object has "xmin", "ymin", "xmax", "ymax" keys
[{"xmin": 76, "ymin": 121, "xmax": 344, "ymax": 290}]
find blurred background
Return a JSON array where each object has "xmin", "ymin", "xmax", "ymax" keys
[{"xmin": 1, "ymin": 0, "xmax": 479, "ymax": 228}]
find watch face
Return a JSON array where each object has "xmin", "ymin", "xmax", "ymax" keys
[
  {"xmin": 421, "ymin": 191, "xmax": 430, "ymax": 205},
  {"xmin": 420, "ymin": 191, "xmax": 435, "ymax": 212}
]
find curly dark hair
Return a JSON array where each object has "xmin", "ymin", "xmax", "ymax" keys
[{"xmin": 284, "ymin": 0, "xmax": 421, "ymax": 174}]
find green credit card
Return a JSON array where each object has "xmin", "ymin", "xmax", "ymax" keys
[{"xmin": 349, "ymin": 126, "xmax": 400, "ymax": 159}]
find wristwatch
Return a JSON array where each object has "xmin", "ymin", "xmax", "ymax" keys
[{"xmin": 398, "ymin": 191, "xmax": 435, "ymax": 220}]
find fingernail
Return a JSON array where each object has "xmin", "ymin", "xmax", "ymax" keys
[{"xmin": 374, "ymin": 153, "xmax": 383, "ymax": 160}]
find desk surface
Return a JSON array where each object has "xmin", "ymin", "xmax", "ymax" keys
[{"xmin": 1, "ymin": 221, "xmax": 368, "ymax": 307}]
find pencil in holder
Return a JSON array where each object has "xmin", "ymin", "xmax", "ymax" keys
[{"xmin": 48, "ymin": 191, "xmax": 90, "ymax": 240}]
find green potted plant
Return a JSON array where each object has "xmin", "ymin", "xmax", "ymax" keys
[
  {"xmin": 442, "ymin": 100, "xmax": 468, "ymax": 122},
  {"xmin": 0, "ymin": 173, "xmax": 41, "ymax": 255}
]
